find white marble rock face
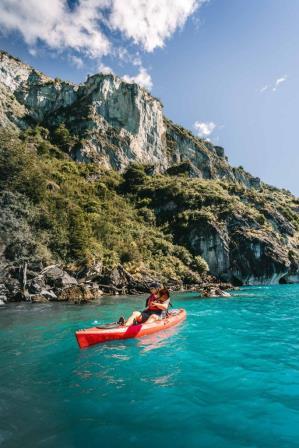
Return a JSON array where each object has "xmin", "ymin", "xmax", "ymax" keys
[
  {"xmin": 0, "ymin": 51, "xmax": 236, "ymax": 178},
  {"xmin": 0, "ymin": 52, "xmax": 167, "ymax": 170}
]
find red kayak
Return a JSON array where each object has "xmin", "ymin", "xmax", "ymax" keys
[{"xmin": 75, "ymin": 308, "xmax": 186, "ymax": 348}]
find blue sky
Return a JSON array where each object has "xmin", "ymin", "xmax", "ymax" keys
[{"xmin": 0, "ymin": 0, "xmax": 298, "ymax": 195}]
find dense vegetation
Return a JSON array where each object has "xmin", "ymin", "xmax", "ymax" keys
[
  {"xmin": 126, "ymin": 164, "xmax": 299, "ymax": 235},
  {"xmin": 1, "ymin": 126, "xmax": 298, "ymax": 286},
  {"xmin": 0, "ymin": 127, "xmax": 209, "ymax": 285},
  {"xmin": 122, "ymin": 163, "xmax": 299, "ymax": 282}
]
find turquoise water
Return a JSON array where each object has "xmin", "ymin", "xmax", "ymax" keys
[{"xmin": 1, "ymin": 285, "xmax": 299, "ymax": 448}]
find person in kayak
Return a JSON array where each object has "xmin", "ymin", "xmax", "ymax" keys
[
  {"xmin": 144, "ymin": 287, "xmax": 170, "ymax": 323},
  {"xmin": 118, "ymin": 284, "xmax": 170, "ymax": 326}
]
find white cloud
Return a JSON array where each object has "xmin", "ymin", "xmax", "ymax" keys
[
  {"xmin": 259, "ymin": 85, "xmax": 269, "ymax": 93},
  {"xmin": 272, "ymin": 75, "xmax": 287, "ymax": 92},
  {"xmin": 69, "ymin": 55, "xmax": 84, "ymax": 68},
  {"xmin": 194, "ymin": 121, "xmax": 216, "ymax": 138},
  {"xmin": 260, "ymin": 75, "xmax": 287, "ymax": 93},
  {"xmin": 122, "ymin": 67, "xmax": 153, "ymax": 90},
  {"xmin": 0, "ymin": 0, "xmax": 204, "ymax": 59},
  {"xmin": 109, "ymin": 0, "xmax": 203, "ymax": 52},
  {"xmin": 116, "ymin": 47, "xmax": 142, "ymax": 67},
  {"xmin": 0, "ymin": 0, "xmax": 111, "ymax": 58},
  {"xmin": 98, "ymin": 63, "xmax": 114, "ymax": 75}
]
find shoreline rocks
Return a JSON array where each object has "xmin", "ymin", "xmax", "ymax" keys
[{"xmin": 0, "ymin": 262, "xmax": 235, "ymax": 304}]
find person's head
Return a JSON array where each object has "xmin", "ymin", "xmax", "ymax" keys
[
  {"xmin": 149, "ymin": 282, "xmax": 161, "ymax": 294},
  {"xmin": 157, "ymin": 288, "xmax": 170, "ymax": 300}
]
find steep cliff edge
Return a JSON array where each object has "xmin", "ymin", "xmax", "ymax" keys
[
  {"xmin": 0, "ymin": 50, "xmax": 259, "ymax": 184},
  {"xmin": 0, "ymin": 50, "xmax": 298, "ymax": 300}
]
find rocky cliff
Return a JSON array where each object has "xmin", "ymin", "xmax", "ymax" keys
[
  {"xmin": 0, "ymin": 50, "xmax": 259, "ymax": 184},
  {"xmin": 128, "ymin": 172, "xmax": 299, "ymax": 285},
  {"xmin": 0, "ymin": 50, "xmax": 298, "ymax": 300}
]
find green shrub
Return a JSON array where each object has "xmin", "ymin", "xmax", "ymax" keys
[
  {"xmin": 0, "ymin": 132, "xmax": 47, "ymax": 202},
  {"xmin": 52, "ymin": 124, "xmax": 78, "ymax": 152},
  {"xmin": 194, "ymin": 256, "xmax": 209, "ymax": 273},
  {"xmin": 121, "ymin": 164, "xmax": 147, "ymax": 193}
]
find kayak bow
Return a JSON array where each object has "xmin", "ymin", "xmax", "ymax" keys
[{"xmin": 75, "ymin": 308, "xmax": 186, "ymax": 348}]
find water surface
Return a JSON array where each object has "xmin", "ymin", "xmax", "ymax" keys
[{"xmin": 1, "ymin": 285, "xmax": 299, "ymax": 447}]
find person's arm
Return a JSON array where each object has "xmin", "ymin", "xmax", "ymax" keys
[
  {"xmin": 145, "ymin": 294, "xmax": 156, "ymax": 309},
  {"xmin": 151, "ymin": 299, "xmax": 170, "ymax": 310}
]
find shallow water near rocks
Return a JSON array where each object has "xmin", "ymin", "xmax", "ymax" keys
[{"xmin": 1, "ymin": 284, "xmax": 299, "ymax": 448}]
